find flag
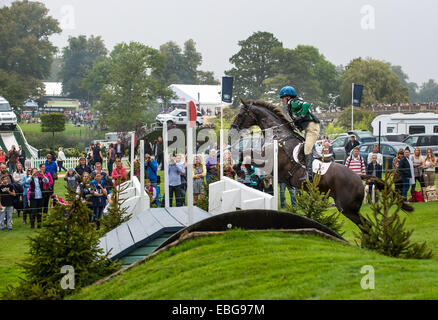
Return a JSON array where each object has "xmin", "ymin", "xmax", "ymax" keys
[
  {"xmin": 352, "ymin": 84, "xmax": 364, "ymax": 107},
  {"xmin": 222, "ymin": 76, "xmax": 234, "ymax": 103}
]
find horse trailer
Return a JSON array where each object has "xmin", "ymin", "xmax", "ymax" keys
[{"xmin": 371, "ymin": 113, "xmax": 438, "ymax": 137}]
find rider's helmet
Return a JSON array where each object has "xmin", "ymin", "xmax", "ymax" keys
[{"xmin": 279, "ymin": 86, "xmax": 297, "ymax": 98}]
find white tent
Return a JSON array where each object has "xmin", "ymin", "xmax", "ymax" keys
[
  {"xmin": 43, "ymin": 82, "xmax": 63, "ymax": 96},
  {"xmin": 169, "ymin": 84, "xmax": 227, "ymax": 114}
]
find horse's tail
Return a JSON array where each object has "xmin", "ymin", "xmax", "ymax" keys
[{"xmin": 360, "ymin": 175, "xmax": 414, "ymax": 213}]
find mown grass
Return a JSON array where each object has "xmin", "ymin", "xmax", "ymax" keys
[{"xmin": 69, "ymin": 230, "xmax": 438, "ymax": 300}]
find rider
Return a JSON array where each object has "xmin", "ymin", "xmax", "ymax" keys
[{"xmin": 279, "ymin": 86, "xmax": 321, "ymax": 182}]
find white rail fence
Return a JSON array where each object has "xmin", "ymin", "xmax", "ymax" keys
[{"xmin": 25, "ymin": 157, "xmax": 130, "ymax": 171}]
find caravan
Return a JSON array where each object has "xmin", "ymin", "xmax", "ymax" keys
[{"xmin": 372, "ymin": 113, "xmax": 438, "ymax": 138}]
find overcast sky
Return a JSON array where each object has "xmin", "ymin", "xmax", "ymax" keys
[{"xmin": 4, "ymin": 0, "xmax": 438, "ymax": 85}]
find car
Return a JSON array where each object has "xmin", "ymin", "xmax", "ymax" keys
[
  {"xmin": 156, "ymin": 109, "xmax": 203, "ymax": 127},
  {"xmin": 358, "ymin": 142, "xmax": 414, "ymax": 170},
  {"xmin": 403, "ymin": 134, "xmax": 438, "ymax": 159},
  {"xmin": 331, "ymin": 133, "xmax": 388, "ymax": 164},
  {"xmin": 0, "ymin": 96, "xmax": 17, "ymax": 130}
]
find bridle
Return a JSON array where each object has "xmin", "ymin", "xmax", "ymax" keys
[{"xmin": 230, "ymin": 102, "xmax": 258, "ymax": 130}]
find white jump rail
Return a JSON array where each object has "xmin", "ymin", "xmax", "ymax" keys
[{"xmin": 25, "ymin": 157, "xmax": 130, "ymax": 170}]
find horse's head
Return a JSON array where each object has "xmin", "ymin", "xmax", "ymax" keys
[{"xmin": 230, "ymin": 98, "xmax": 259, "ymax": 132}]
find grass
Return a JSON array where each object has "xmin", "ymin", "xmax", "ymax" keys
[
  {"xmin": 69, "ymin": 230, "xmax": 438, "ymax": 300},
  {"xmin": 1, "ymin": 173, "xmax": 438, "ymax": 299}
]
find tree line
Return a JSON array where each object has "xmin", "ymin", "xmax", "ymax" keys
[{"xmin": 1, "ymin": 1, "xmax": 438, "ymax": 134}]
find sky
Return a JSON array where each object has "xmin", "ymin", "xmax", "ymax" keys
[{"xmin": 3, "ymin": 0, "xmax": 437, "ymax": 85}]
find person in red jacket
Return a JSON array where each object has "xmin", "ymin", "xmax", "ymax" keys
[{"xmin": 112, "ymin": 158, "xmax": 127, "ymax": 184}]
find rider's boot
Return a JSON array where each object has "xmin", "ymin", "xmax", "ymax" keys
[{"xmin": 305, "ymin": 154, "xmax": 314, "ymax": 182}]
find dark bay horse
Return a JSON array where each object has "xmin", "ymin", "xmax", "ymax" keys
[{"xmin": 230, "ymin": 99, "xmax": 412, "ymax": 230}]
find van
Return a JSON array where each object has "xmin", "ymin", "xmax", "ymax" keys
[{"xmin": 0, "ymin": 96, "xmax": 17, "ymax": 130}]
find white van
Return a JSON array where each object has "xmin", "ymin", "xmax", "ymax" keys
[
  {"xmin": 0, "ymin": 96, "xmax": 17, "ymax": 130},
  {"xmin": 372, "ymin": 113, "xmax": 438, "ymax": 136}
]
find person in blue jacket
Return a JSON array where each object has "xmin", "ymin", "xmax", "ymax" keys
[
  {"xmin": 145, "ymin": 153, "xmax": 158, "ymax": 187},
  {"xmin": 90, "ymin": 172, "xmax": 108, "ymax": 228},
  {"xmin": 44, "ymin": 154, "xmax": 58, "ymax": 180}
]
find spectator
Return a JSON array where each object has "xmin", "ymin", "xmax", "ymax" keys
[
  {"xmin": 423, "ymin": 147, "xmax": 437, "ymax": 187},
  {"xmin": 236, "ymin": 156, "xmax": 252, "ymax": 187},
  {"xmin": 112, "ymin": 158, "xmax": 127, "ymax": 184},
  {"xmin": 75, "ymin": 157, "xmax": 92, "ymax": 176},
  {"xmin": 223, "ymin": 151, "xmax": 236, "ymax": 179},
  {"xmin": 7, "ymin": 145, "xmax": 19, "ymax": 173},
  {"xmin": 21, "ymin": 168, "xmax": 32, "ymax": 224},
  {"xmin": 193, "ymin": 155, "xmax": 206, "ymax": 205},
  {"xmin": 322, "ymin": 147, "xmax": 334, "ymax": 162},
  {"xmin": 398, "ymin": 147, "xmax": 413, "ymax": 202},
  {"xmin": 145, "ymin": 153, "xmax": 158, "ymax": 187},
  {"xmin": 366, "ymin": 154, "xmax": 383, "ymax": 200},
  {"xmin": 39, "ymin": 164, "xmax": 54, "ymax": 215},
  {"xmin": 168, "ymin": 154, "xmax": 185, "ymax": 207},
  {"xmin": 57, "ymin": 147, "xmax": 67, "ymax": 172},
  {"xmin": 0, "ymin": 175, "xmax": 16, "ymax": 230},
  {"xmin": 393, "ymin": 149, "xmax": 405, "ymax": 194},
  {"xmin": 345, "ymin": 135, "xmax": 360, "ymax": 157},
  {"xmin": 115, "ymin": 138, "xmax": 125, "ymax": 159},
  {"xmin": 205, "ymin": 149, "xmax": 218, "ymax": 184},
  {"xmin": 45, "ymin": 154, "xmax": 58, "ymax": 180},
  {"xmin": 0, "ymin": 149, "xmax": 6, "ymax": 163},
  {"xmin": 27, "ymin": 168, "xmax": 49, "ymax": 229},
  {"xmin": 145, "ymin": 179, "xmax": 157, "ymax": 204},
  {"xmin": 280, "ymin": 183, "xmax": 297, "ymax": 208},
  {"xmin": 144, "ymin": 138, "xmax": 153, "ymax": 156},
  {"xmin": 64, "ymin": 168, "xmax": 79, "ymax": 191},
  {"xmin": 87, "ymin": 145, "xmax": 94, "ymax": 169},
  {"xmin": 13, "ymin": 162, "xmax": 26, "ymax": 184},
  {"xmin": 367, "ymin": 144, "xmax": 383, "ymax": 166},
  {"xmin": 411, "ymin": 147, "xmax": 425, "ymax": 195},
  {"xmin": 345, "ymin": 147, "xmax": 366, "ymax": 176},
  {"xmin": 51, "ymin": 194, "xmax": 67, "ymax": 208},
  {"xmin": 76, "ymin": 172, "xmax": 93, "ymax": 217},
  {"xmin": 155, "ymin": 137, "xmax": 164, "ymax": 169},
  {"xmin": 18, "ymin": 145, "xmax": 26, "ymax": 168},
  {"xmin": 90, "ymin": 172, "xmax": 108, "ymax": 227},
  {"xmin": 49, "ymin": 147, "xmax": 57, "ymax": 162},
  {"xmin": 0, "ymin": 163, "xmax": 13, "ymax": 184},
  {"xmin": 91, "ymin": 162, "xmax": 108, "ymax": 180},
  {"xmin": 177, "ymin": 154, "xmax": 187, "ymax": 201},
  {"xmin": 107, "ymin": 143, "xmax": 116, "ymax": 177},
  {"xmin": 93, "ymin": 142, "xmax": 103, "ymax": 167}
]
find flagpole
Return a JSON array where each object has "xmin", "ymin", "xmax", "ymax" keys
[{"xmin": 351, "ymin": 83, "xmax": 354, "ymax": 131}]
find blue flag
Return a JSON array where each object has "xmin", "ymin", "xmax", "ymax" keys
[
  {"xmin": 353, "ymin": 84, "xmax": 364, "ymax": 107},
  {"xmin": 222, "ymin": 76, "xmax": 234, "ymax": 103}
]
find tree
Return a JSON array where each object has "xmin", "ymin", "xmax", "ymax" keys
[
  {"xmin": 265, "ymin": 45, "xmax": 339, "ymax": 103},
  {"xmin": 336, "ymin": 107, "xmax": 375, "ymax": 131},
  {"xmin": 225, "ymin": 31, "xmax": 283, "ymax": 105},
  {"xmin": 40, "ymin": 113, "xmax": 66, "ymax": 145},
  {"xmin": 0, "ymin": 0, "xmax": 61, "ymax": 108},
  {"xmin": 60, "ymin": 35, "xmax": 108, "ymax": 100},
  {"xmin": 3, "ymin": 181, "xmax": 119, "ymax": 300},
  {"xmin": 197, "ymin": 70, "xmax": 220, "ymax": 85},
  {"xmin": 339, "ymin": 58, "xmax": 409, "ymax": 106},
  {"xmin": 416, "ymin": 79, "xmax": 438, "ymax": 102},
  {"xmin": 160, "ymin": 39, "xmax": 217, "ymax": 85},
  {"xmin": 391, "ymin": 65, "xmax": 419, "ymax": 103},
  {"xmin": 85, "ymin": 42, "xmax": 174, "ymax": 134}
]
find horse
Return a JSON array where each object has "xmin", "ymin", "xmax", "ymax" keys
[{"xmin": 229, "ymin": 99, "xmax": 413, "ymax": 230}]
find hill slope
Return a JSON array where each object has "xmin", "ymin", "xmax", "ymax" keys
[{"xmin": 70, "ymin": 230, "xmax": 438, "ymax": 300}]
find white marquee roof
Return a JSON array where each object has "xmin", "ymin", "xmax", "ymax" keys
[
  {"xmin": 169, "ymin": 84, "xmax": 226, "ymax": 105},
  {"xmin": 43, "ymin": 82, "xmax": 63, "ymax": 96}
]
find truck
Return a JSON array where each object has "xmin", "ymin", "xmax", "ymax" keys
[
  {"xmin": 371, "ymin": 113, "xmax": 438, "ymax": 138},
  {"xmin": 0, "ymin": 96, "xmax": 18, "ymax": 130}
]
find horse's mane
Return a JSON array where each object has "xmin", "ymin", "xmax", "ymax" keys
[{"xmin": 246, "ymin": 99, "xmax": 294, "ymax": 130}]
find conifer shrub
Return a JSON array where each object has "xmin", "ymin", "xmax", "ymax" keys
[
  {"xmin": 3, "ymin": 181, "xmax": 120, "ymax": 300},
  {"xmin": 286, "ymin": 173, "xmax": 344, "ymax": 235},
  {"xmin": 355, "ymin": 173, "xmax": 433, "ymax": 259}
]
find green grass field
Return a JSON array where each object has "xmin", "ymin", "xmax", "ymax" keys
[{"xmin": 1, "ymin": 174, "xmax": 438, "ymax": 299}]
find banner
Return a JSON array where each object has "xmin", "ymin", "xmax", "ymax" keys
[
  {"xmin": 222, "ymin": 76, "xmax": 234, "ymax": 103},
  {"xmin": 352, "ymin": 84, "xmax": 364, "ymax": 107}
]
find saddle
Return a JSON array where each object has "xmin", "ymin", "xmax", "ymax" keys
[{"xmin": 293, "ymin": 144, "xmax": 324, "ymax": 165}]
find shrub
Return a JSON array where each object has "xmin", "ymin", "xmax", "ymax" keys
[
  {"xmin": 354, "ymin": 173, "xmax": 433, "ymax": 259},
  {"xmin": 3, "ymin": 182, "xmax": 119, "ymax": 300},
  {"xmin": 100, "ymin": 180, "xmax": 132, "ymax": 235},
  {"xmin": 286, "ymin": 173, "xmax": 344, "ymax": 235}
]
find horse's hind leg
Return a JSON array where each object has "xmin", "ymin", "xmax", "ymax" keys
[{"xmin": 334, "ymin": 190, "xmax": 365, "ymax": 229}]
